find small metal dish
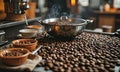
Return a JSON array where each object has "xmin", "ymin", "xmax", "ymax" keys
[{"xmin": 19, "ymin": 29, "xmax": 38, "ymax": 38}]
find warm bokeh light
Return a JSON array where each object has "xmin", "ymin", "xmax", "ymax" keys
[
  {"xmin": 55, "ymin": 26, "xmax": 60, "ymax": 32},
  {"xmin": 104, "ymin": 3, "xmax": 110, "ymax": 12},
  {"xmin": 71, "ymin": 0, "xmax": 76, "ymax": 6}
]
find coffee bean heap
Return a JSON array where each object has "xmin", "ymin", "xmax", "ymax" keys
[
  {"xmin": 39, "ymin": 32, "xmax": 120, "ymax": 72},
  {"xmin": 3, "ymin": 49, "xmax": 26, "ymax": 56}
]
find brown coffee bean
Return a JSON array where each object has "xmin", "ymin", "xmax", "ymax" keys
[
  {"xmin": 70, "ymin": 61, "xmax": 75, "ymax": 65},
  {"xmin": 59, "ymin": 67, "xmax": 65, "ymax": 72},
  {"xmin": 87, "ymin": 67, "xmax": 93, "ymax": 72},
  {"xmin": 93, "ymin": 68, "xmax": 99, "ymax": 72},
  {"xmin": 63, "ymin": 64, "xmax": 68, "ymax": 69},
  {"xmin": 65, "ymin": 69, "xmax": 72, "ymax": 72},
  {"xmin": 45, "ymin": 66, "xmax": 50, "ymax": 70},
  {"xmin": 105, "ymin": 64, "xmax": 110, "ymax": 69},
  {"xmin": 54, "ymin": 61, "xmax": 60, "ymax": 66},
  {"xmin": 69, "ymin": 64, "xmax": 73, "ymax": 68},
  {"xmin": 53, "ymin": 66, "xmax": 59, "ymax": 72},
  {"xmin": 72, "ymin": 68, "xmax": 78, "ymax": 72},
  {"xmin": 116, "ymin": 61, "xmax": 120, "ymax": 66},
  {"xmin": 81, "ymin": 66, "xmax": 86, "ymax": 71},
  {"xmin": 47, "ymin": 62, "xmax": 53, "ymax": 69},
  {"xmin": 80, "ymin": 62, "xmax": 85, "ymax": 66},
  {"xmin": 108, "ymin": 68, "xmax": 114, "ymax": 72},
  {"xmin": 110, "ymin": 63, "xmax": 115, "ymax": 68},
  {"xmin": 46, "ymin": 60, "xmax": 52, "ymax": 63}
]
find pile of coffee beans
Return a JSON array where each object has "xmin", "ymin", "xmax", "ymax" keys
[
  {"xmin": 3, "ymin": 49, "xmax": 25, "ymax": 56},
  {"xmin": 37, "ymin": 32, "xmax": 120, "ymax": 72}
]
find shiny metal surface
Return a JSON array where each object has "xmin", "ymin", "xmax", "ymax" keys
[
  {"xmin": 0, "ymin": 30, "xmax": 5, "ymax": 42},
  {"xmin": 4, "ymin": 0, "xmax": 29, "ymax": 14},
  {"xmin": 39, "ymin": 17, "xmax": 89, "ymax": 38}
]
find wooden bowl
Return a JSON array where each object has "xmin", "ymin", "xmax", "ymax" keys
[
  {"xmin": 0, "ymin": 48, "xmax": 30, "ymax": 66},
  {"xmin": 12, "ymin": 39, "xmax": 38, "ymax": 52}
]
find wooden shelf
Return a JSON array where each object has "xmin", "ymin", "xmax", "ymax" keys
[{"xmin": 94, "ymin": 11, "xmax": 120, "ymax": 32}]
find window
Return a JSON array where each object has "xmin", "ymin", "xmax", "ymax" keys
[{"xmin": 113, "ymin": 0, "xmax": 120, "ymax": 8}]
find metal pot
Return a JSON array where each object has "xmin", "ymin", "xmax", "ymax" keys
[{"xmin": 37, "ymin": 16, "xmax": 93, "ymax": 38}]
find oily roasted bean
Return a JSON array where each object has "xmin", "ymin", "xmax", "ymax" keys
[
  {"xmin": 4, "ymin": 50, "xmax": 25, "ymax": 56},
  {"xmin": 116, "ymin": 61, "xmax": 120, "ymax": 66},
  {"xmin": 45, "ymin": 66, "xmax": 50, "ymax": 70},
  {"xmin": 105, "ymin": 64, "xmax": 110, "ymax": 69},
  {"xmin": 53, "ymin": 66, "xmax": 59, "ymax": 72},
  {"xmin": 47, "ymin": 62, "xmax": 53, "ymax": 69},
  {"xmin": 63, "ymin": 64, "xmax": 67, "ymax": 69},
  {"xmin": 59, "ymin": 67, "xmax": 65, "ymax": 72}
]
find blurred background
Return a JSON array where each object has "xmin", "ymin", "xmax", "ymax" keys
[{"xmin": 0, "ymin": 0, "xmax": 120, "ymax": 33}]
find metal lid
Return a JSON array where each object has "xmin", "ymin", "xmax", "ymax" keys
[{"xmin": 0, "ymin": 30, "xmax": 5, "ymax": 35}]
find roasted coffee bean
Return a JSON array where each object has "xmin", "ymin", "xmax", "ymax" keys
[
  {"xmin": 93, "ymin": 68, "xmax": 99, "ymax": 72},
  {"xmin": 72, "ymin": 68, "xmax": 78, "ymax": 72},
  {"xmin": 59, "ymin": 62, "xmax": 64, "ymax": 66},
  {"xmin": 74, "ymin": 64, "xmax": 78, "ymax": 67},
  {"xmin": 63, "ymin": 64, "xmax": 68, "ymax": 69},
  {"xmin": 47, "ymin": 62, "xmax": 53, "ymax": 69},
  {"xmin": 105, "ymin": 64, "xmax": 110, "ymax": 69},
  {"xmin": 97, "ymin": 67, "xmax": 106, "ymax": 72},
  {"xmin": 108, "ymin": 68, "xmax": 114, "ymax": 72},
  {"xmin": 53, "ymin": 66, "xmax": 59, "ymax": 72},
  {"xmin": 46, "ymin": 60, "xmax": 52, "ymax": 63},
  {"xmin": 53, "ymin": 61, "xmax": 60, "ymax": 66},
  {"xmin": 116, "ymin": 61, "xmax": 120, "ymax": 66},
  {"xmin": 69, "ymin": 64, "xmax": 74, "ymax": 68},
  {"xmin": 4, "ymin": 50, "xmax": 25, "ymax": 56},
  {"xmin": 109, "ymin": 63, "xmax": 115, "ymax": 68},
  {"xmin": 59, "ymin": 67, "xmax": 65, "ymax": 72},
  {"xmin": 81, "ymin": 66, "xmax": 86, "ymax": 71},
  {"xmin": 59, "ymin": 56, "xmax": 64, "ymax": 62},
  {"xmin": 80, "ymin": 62, "xmax": 85, "ymax": 66},
  {"xmin": 65, "ymin": 70, "xmax": 72, "ymax": 72},
  {"xmin": 45, "ymin": 66, "xmax": 50, "ymax": 70},
  {"xmin": 87, "ymin": 67, "xmax": 93, "ymax": 72}
]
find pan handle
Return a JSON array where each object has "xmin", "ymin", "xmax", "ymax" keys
[{"xmin": 35, "ymin": 17, "xmax": 43, "ymax": 25}]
